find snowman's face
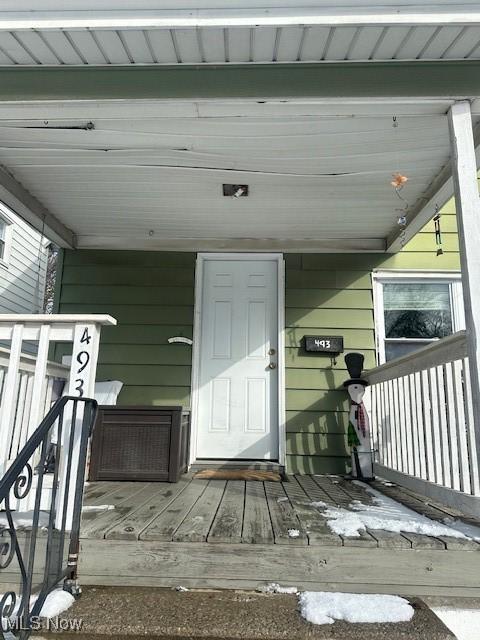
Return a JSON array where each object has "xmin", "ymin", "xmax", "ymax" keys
[{"xmin": 347, "ymin": 383, "xmax": 365, "ymax": 404}]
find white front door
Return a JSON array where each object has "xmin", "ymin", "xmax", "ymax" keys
[{"xmin": 196, "ymin": 257, "xmax": 279, "ymax": 460}]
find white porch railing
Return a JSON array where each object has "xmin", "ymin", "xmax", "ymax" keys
[
  {"xmin": 0, "ymin": 314, "xmax": 116, "ymax": 517},
  {"xmin": 366, "ymin": 331, "xmax": 480, "ymax": 517},
  {"xmin": 0, "ymin": 346, "xmax": 68, "ymax": 469}
]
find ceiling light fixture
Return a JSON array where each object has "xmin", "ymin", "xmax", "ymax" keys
[{"xmin": 223, "ymin": 184, "xmax": 249, "ymax": 197}]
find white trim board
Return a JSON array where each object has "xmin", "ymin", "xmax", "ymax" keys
[
  {"xmin": 0, "ymin": 205, "xmax": 13, "ymax": 268},
  {"xmin": 189, "ymin": 252, "xmax": 286, "ymax": 466},
  {"xmin": 3, "ymin": 5, "xmax": 480, "ymax": 30}
]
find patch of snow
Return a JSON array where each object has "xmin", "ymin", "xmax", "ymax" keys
[
  {"xmin": 430, "ymin": 608, "xmax": 480, "ymax": 640},
  {"xmin": 175, "ymin": 586, "xmax": 189, "ymax": 592},
  {"xmin": 277, "ymin": 497, "xmax": 288, "ymax": 503},
  {"xmin": 312, "ymin": 482, "xmax": 480, "ymax": 540},
  {"xmin": 0, "ymin": 589, "xmax": 75, "ymax": 621},
  {"xmin": 287, "ymin": 528, "xmax": 300, "ymax": 538},
  {"xmin": 82, "ymin": 505, "xmax": 115, "ymax": 512},
  {"xmin": 39, "ymin": 590, "xmax": 75, "ymax": 618},
  {"xmin": 0, "ymin": 510, "xmax": 50, "ymax": 528},
  {"xmin": 298, "ymin": 592, "xmax": 414, "ymax": 625},
  {"xmin": 258, "ymin": 583, "xmax": 298, "ymax": 594},
  {"xmin": 446, "ymin": 519, "xmax": 480, "ymax": 542}
]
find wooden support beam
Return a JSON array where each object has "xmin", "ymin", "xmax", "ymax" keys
[
  {"xmin": 75, "ymin": 235, "xmax": 386, "ymax": 252},
  {"xmin": 0, "ymin": 164, "xmax": 75, "ymax": 247},
  {"xmin": 448, "ymin": 100, "xmax": 480, "ymax": 485}
]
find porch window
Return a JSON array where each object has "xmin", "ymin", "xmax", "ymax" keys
[{"xmin": 373, "ymin": 272, "xmax": 464, "ymax": 363}]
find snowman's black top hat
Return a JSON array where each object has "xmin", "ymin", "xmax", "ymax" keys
[{"xmin": 343, "ymin": 352, "xmax": 369, "ymax": 388}]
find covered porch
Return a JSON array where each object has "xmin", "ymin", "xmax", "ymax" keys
[{"xmin": 2, "ymin": 1, "xmax": 480, "ymax": 606}]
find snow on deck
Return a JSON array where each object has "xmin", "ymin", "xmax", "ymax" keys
[{"xmin": 312, "ymin": 482, "xmax": 480, "ymax": 541}]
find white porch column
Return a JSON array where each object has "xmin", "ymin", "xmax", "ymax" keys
[{"xmin": 448, "ymin": 100, "xmax": 480, "ymax": 478}]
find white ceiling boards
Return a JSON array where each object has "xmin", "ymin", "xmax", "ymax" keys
[
  {"xmin": 2, "ymin": 2, "xmax": 480, "ymax": 65},
  {"xmin": 0, "ymin": 98, "xmax": 471, "ymax": 252}
]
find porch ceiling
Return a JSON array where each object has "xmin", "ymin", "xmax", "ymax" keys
[
  {"xmin": 0, "ymin": 98, "xmax": 477, "ymax": 252},
  {"xmin": 2, "ymin": 2, "xmax": 480, "ymax": 65}
]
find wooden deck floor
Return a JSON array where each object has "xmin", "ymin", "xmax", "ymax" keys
[{"xmin": 78, "ymin": 475, "xmax": 480, "ymax": 596}]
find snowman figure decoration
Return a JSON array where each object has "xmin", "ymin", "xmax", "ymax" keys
[{"xmin": 343, "ymin": 352, "xmax": 374, "ymax": 480}]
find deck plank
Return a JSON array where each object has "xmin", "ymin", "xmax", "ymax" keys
[
  {"xmin": 369, "ymin": 529, "xmax": 412, "ymax": 549},
  {"xmin": 242, "ymin": 482, "xmax": 274, "ymax": 544},
  {"xmin": 208, "ymin": 481, "xmax": 245, "ymax": 544},
  {"xmin": 77, "ymin": 539, "xmax": 480, "ymax": 595},
  {"xmin": 384, "ymin": 482, "xmax": 480, "ymax": 525},
  {"xmin": 140, "ymin": 479, "xmax": 209, "ymax": 542},
  {"xmin": 81, "ymin": 483, "xmax": 152, "ymax": 528},
  {"xmin": 81, "ymin": 484, "xmax": 160, "ymax": 539},
  {"xmin": 105, "ymin": 477, "xmax": 191, "ymax": 540},
  {"xmin": 371, "ymin": 481, "xmax": 450, "ymax": 522},
  {"xmin": 372, "ymin": 481, "xmax": 480, "ymax": 548},
  {"xmin": 336, "ymin": 479, "xmax": 374, "ymax": 505},
  {"xmin": 294, "ymin": 475, "xmax": 336, "ymax": 506},
  {"xmin": 435, "ymin": 536, "xmax": 480, "ymax": 550},
  {"xmin": 174, "ymin": 480, "xmax": 226, "ymax": 542},
  {"xmin": 401, "ymin": 533, "xmax": 446, "ymax": 549},
  {"xmin": 341, "ymin": 531, "xmax": 379, "ymax": 547},
  {"xmin": 282, "ymin": 477, "xmax": 342, "ymax": 546},
  {"xmin": 82, "ymin": 482, "xmax": 124, "ymax": 506},
  {"xmin": 264, "ymin": 482, "xmax": 308, "ymax": 545},
  {"xmin": 302, "ymin": 476, "xmax": 377, "ymax": 547},
  {"xmin": 311, "ymin": 475, "xmax": 354, "ymax": 507}
]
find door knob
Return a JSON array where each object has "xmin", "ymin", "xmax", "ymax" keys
[
  {"xmin": 268, "ymin": 362, "xmax": 277, "ymax": 369},
  {"xmin": 268, "ymin": 348, "xmax": 276, "ymax": 356}
]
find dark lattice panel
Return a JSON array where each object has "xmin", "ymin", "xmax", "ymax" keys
[
  {"xmin": 99, "ymin": 424, "xmax": 171, "ymax": 476},
  {"xmin": 89, "ymin": 407, "xmax": 190, "ymax": 482}
]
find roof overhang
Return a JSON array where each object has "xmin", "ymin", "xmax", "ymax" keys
[{"xmin": 2, "ymin": 3, "xmax": 480, "ymax": 65}]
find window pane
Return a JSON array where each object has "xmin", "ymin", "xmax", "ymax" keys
[
  {"xmin": 0, "ymin": 238, "xmax": 4, "ymax": 260},
  {"xmin": 385, "ymin": 340, "xmax": 433, "ymax": 361},
  {"xmin": 0, "ymin": 220, "xmax": 5, "ymax": 241},
  {"xmin": 384, "ymin": 283, "xmax": 451, "ymax": 311},
  {"xmin": 384, "ymin": 283, "xmax": 452, "ymax": 339}
]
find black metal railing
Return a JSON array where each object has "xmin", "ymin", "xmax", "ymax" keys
[{"xmin": 0, "ymin": 396, "xmax": 97, "ymax": 639}]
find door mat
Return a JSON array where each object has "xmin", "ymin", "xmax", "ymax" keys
[{"xmin": 194, "ymin": 469, "xmax": 282, "ymax": 482}]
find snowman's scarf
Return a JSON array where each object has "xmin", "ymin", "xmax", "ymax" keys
[{"xmin": 352, "ymin": 401, "xmax": 367, "ymax": 438}]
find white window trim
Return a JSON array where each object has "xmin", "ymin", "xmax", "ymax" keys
[
  {"xmin": 0, "ymin": 207, "xmax": 13, "ymax": 269},
  {"xmin": 372, "ymin": 270, "xmax": 464, "ymax": 365}
]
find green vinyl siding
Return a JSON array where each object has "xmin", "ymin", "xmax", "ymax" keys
[
  {"xmin": 284, "ymin": 209, "xmax": 460, "ymax": 474},
  {"xmin": 55, "ymin": 250, "xmax": 195, "ymax": 406},
  {"xmin": 54, "ymin": 212, "xmax": 460, "ymax": 474}
]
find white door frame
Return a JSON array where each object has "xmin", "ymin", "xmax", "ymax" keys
[{"xmin": 190, "ymin": 252, "xmax": 286, "ymax": 466}]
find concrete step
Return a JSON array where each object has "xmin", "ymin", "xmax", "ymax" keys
[{"xmin": 32, "ymin": 586, "xmax": 456, "ymax": 640}]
